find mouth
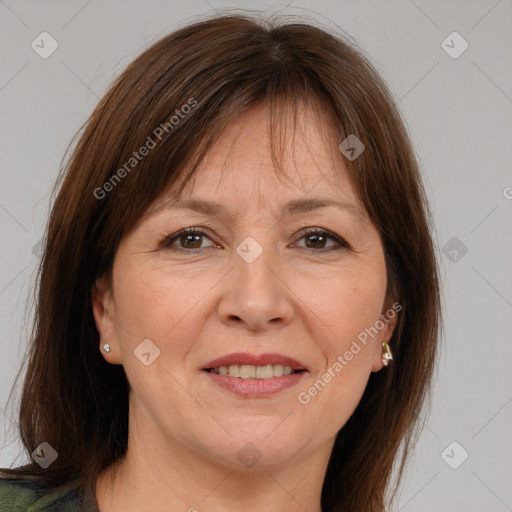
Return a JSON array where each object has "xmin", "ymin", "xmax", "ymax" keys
[
  {"xmin": 202, "ymin": 353, "xmax": 308, "ymax": 396},
  {"xmin": 204, "ymin": 364, "xmax": 305, "ymax": 379},
  {"xmin": 203, "ymin": 352, "xmax": 307, "ymax": 375}
]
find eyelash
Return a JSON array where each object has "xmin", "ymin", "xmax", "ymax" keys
[{"xmin": 160, "ymin": 226, "xmax": 350, "ymax": 253}]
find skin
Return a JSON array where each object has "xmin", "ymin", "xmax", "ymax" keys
[{"xmin": 92, "ymin": 101, "xmax": 398, "ymax": 512}]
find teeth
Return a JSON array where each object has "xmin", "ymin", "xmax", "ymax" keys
[
  {"xmin": 210, "ymin": 364, "xmax": 298, "ymax": 379},
  {"xmin": 273, "ymin": 364, "xmax": 283, "ymax": 377},
  {"xmin": 228, "ymin": 364, "xmax": 240, "ymax": 377},
  {"xmin": 256, "ymin": 365, "xmax": 273, "ymax": 379},
  {"xmin": 240, "ymin": 365, "xmax": 256, "ymax": 379}
]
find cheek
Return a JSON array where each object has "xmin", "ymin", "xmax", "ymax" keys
[
  {"xmin": 299, "ymin": 365, "xmax": 370, "ymax": 441},
  {"xmin": 112, "ymin": 256, "xmax": 187, "ymax": 333},
  {"xmin": 304, "ymin": 264, "xmax": 386, "ymax": 348},
  {"xmin": 109, "ymin": 265, "xmax": 207, "ymax": 417},
  {"xmin": 111, "ymin": 259, "xmax": 219, "ymax": 372},
  {"xmin": 294, "ymin": 267, "xmax": 386, "ymax": 433}
]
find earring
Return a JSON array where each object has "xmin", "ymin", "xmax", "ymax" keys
[
  {"xmin": 102, "ymin": 342, "xmax": 111, "ymax": 353},
  {"xmin": 381, "ymin": 342, "xmax": 392, "ymax": 366}
]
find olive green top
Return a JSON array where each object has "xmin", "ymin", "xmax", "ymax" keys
[{"xmin": 0, "ymin": 469, "xmax": 100, "ymax": 511}]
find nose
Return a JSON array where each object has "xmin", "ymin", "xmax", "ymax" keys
[{"xmin": 217, "ymin": 240, "xmax": 295, "ymax": 332}]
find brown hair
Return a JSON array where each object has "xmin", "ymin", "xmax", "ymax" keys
[{"xmin": 3, "ymin": 12, "xmax": 442, "ymax": 512}]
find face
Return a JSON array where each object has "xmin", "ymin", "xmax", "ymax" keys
[{"xmin": 92, "ymin": 101, "xmax": 397, "ymax": 471}]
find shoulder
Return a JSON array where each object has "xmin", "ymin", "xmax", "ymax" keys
[{"xmin": 0, "ymin": 468, "xmax": 84, "ymax": 511}]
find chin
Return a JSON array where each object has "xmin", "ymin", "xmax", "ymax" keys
[{"xmin": 196, "ymin": 427, "xmax": 312, "ymax": 470}]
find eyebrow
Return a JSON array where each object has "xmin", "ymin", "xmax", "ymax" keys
[{"xmin": 154, "ymin": 197, "xmax": 368, "ymax": 227}]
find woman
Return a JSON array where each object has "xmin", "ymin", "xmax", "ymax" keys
[{"xmin": 0, "ymin": 12, "xmax": 441, "ymax": 512}]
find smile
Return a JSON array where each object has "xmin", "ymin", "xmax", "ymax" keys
[{"xmin": 206, "ymin": 364, "xmax": 303, "ymax": 379}]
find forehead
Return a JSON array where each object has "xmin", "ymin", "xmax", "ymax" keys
[
  {"xmin": 197, "ymin": 101, "xmax": 344, "ymax": 183},
  {"xmin": 148, "ymin": 101, "xmax": 367, "ymax": 225}
]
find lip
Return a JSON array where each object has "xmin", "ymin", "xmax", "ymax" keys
[
  {"xmin": 204, "ymin": 371, "xmax": 306, "ymax": 397},
  {"xmin": 202, "ymin": 352, "xmax": 308, "ymax": 398},
  {"xmin": 203, "ymin": 352, "xmax": 308, "ymax": 371}
]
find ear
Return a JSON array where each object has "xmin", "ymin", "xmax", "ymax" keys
[
  {"xmin": 91, "ymin": 274, "xmax": 122, "ymax": 364},
  {"xmin": 370, "ymin": 296, "xmax": 400, "ymax": 372}
]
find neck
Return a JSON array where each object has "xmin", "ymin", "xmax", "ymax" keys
[{"xmin": 95, "ymin": 407, "xmax": 331, "ymax": 512}]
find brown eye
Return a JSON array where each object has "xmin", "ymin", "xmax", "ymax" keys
[
  {"xmin": 295, "ymin": 229, "xmax": 349, "ymax": 252},
  {"xmin": 161, "ymin": 227, "xmax": 349, "ymax": 253},
  {"xmin": 179, "ymin": 232, "xmax": 203, "ymax": 249},
  {"xmin": 162, "ymin": 227, "xmax": 216, "ymax": 252}
]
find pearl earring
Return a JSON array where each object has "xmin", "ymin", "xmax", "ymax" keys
[
  {"xmin": 102, "ymin": 342, "xmax": 111, "ymax": 353},
  {"xmin": 381, "ymin": 342, "xmax": 392, "ymax": 366}
]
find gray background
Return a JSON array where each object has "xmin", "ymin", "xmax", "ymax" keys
[{"xmin": 1, "ymin": 1, "xmax": 511, "ymax": 511}]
